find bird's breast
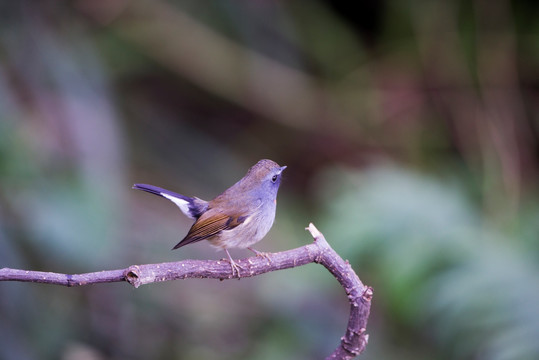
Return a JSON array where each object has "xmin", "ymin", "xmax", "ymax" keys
[{"xmin": 208, "ymin": 201, "xmax": 276, "ymax": 250}]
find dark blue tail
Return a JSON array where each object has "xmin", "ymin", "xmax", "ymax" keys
[
  {"xmin": 132, "ymin": 183, "xmax": 208, "ymax": 219},
  {"xmin": 132, "ymin": 184, "xmax": 187, "ymax": 201}
]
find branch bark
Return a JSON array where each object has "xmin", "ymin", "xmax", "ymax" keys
[{"xmin": 0, "ymin": 223, "xmax": 372, "ymax": 359}]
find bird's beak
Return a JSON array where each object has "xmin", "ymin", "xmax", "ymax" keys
[{"xmin": 279, "ymin": 166, "xmax": 287, "ymax": 173}]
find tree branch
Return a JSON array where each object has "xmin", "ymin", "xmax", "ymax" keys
[{"xmin": 0, "ymin": 223, "xmax": 372, "ymax": 359}]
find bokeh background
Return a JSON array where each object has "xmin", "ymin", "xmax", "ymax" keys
[{"xmin": 1, "ymin": 1, "xmax": 538, "ymax": 359}]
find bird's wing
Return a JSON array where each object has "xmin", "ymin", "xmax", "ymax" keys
[{"xmin": 172, "ymin": 208, "xmax": 248, "ymax": 249}]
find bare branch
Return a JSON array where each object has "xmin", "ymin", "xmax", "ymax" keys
[{"xmin": 0, "ymin": 223, "xmax": 372, "ymax": 359}]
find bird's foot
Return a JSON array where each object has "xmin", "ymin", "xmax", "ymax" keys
[
  {"xmin": 225, "ymin": 249, "xmax": 244, "ymax": 278},
  {"xmin": 248, "ymin": 247, "xmax": 273, "ymax": 264}
]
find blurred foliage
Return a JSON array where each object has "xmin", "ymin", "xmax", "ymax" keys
[{"xmin": 0, "ymin": 0, "xmax": 538, "ymax": 359}]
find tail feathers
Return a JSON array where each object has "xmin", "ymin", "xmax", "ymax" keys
[
  {"xmin": 132, "ymin": 183, "xmax": 208, "ymax": 219},
  {"xmin": 132, "ymin": 184, "xmax": 184, "ymax": 199}
]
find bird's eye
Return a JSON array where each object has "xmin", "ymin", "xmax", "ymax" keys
[{"xmin": 271, "ymin": 175, "xmax": 278, "ymax": 183}]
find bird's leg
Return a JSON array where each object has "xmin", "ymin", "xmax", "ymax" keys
[
  {"xmin": 248, "ymin": 247, "xmax": 273, "ymax": 264},
  {"xmin": 224, "ymin": 249, "xmax": 244, "ymax": 278}
]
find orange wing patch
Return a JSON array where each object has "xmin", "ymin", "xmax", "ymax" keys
[{"xmin": 172, "ymin": 210, "xmax": 248, "ymax": 249}]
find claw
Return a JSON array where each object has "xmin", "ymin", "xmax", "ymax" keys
[
  {"xmin": 248, "ymin": 247, "xmax": 273, "ymax": 264},
  {"xmin": 225, "ymin": 249, "xmax": 244, "ymax": 278}
]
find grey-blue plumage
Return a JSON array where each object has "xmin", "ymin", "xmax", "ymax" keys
[{"xmin": 133, "ymin": 159, "xmax": 286, "ymax": 277}]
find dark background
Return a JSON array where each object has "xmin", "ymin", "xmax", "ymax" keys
[{"xmin": 1, "ymin": 1, "xmax": 538, "ymax": 359}]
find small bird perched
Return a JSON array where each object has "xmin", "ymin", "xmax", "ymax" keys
[{"xmin": 133, "ymin": 159, "xmax": 286, "ymax": 277}]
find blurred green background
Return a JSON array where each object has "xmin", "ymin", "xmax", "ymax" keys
[{"xmin": 1, "ymin": 1, "xmax": 538, "ymax": 359}]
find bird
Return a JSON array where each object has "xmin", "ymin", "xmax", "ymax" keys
[{"xmin": 132, "ymin": 159, "xmax": 286, "ymax": 277}]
